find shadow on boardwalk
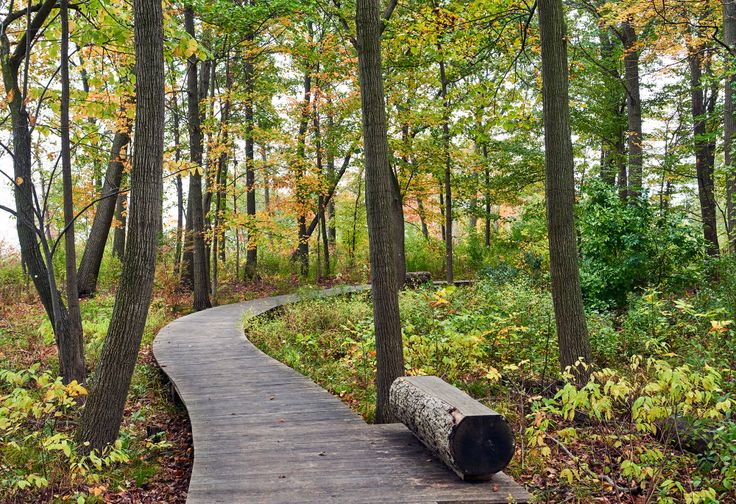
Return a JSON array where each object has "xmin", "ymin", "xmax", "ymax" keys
[{"xmin": 153, "ymin": 286, "xmax": 530, "ymax": 503}]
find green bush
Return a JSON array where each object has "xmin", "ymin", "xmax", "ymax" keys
[{"xmin": 577, "ymin": 182, "xmax": 703, "ymax": 308}]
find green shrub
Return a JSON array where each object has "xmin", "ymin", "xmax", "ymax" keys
[{"xmin": 577, "ymin": 181, "xmax": 703, "ymax": 308}]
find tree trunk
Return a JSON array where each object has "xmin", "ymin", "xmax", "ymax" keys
[
  {"xmin": 313, "ymin": 98, "xmax": 330, "ymax": 276},
  {"xmin": 244, "ymin": 53, "xmax": 258, "ymax": 281},
  {"xmin": 112, "ymin": 181, "xmax": 127, "ymax": 259},
  {"xmin": 689, "ymin": 48, "xmax": 720, "ymax": 257},
  {"xmin": 77, "ymin": 130, "xmax": 130, "ymax": 297},
  {"xmin": 418, "ymin": 196, "xmax": 430, "ymax": 240},
  {"xmin": 355, "ymin": 0, "xmax": 405, "ymax": 423},
  {"xmin": 170, "ymin": 64, "xmax": 185, "ymax": 275},
  {"xmin": 327, "ymin": 112, "xmax": 337, "ymax": 244},
  {"xmin": 483, "ymin": 144, "xmax": 491, "ymax": 247},
  {"xmin": 390, "ymin": 171, "xmax": 406, "ymax": 288},
  {"xmin": 724, "ymin": 0, "xmax": 736, "ymax": 249},
  {"xmin": 60, "ymin": 0, "xmax": 86, "ymax": 383},
  {"xmin": 294, "ymin": 68, "xmax": 312, "ymax": 276},
  {"xmin": 77, "ymin": 0, "xmax": 164, "ymax": 451},
  {"xmin": 538, "ymin": 0, "xmax": 592, "ymax": 382},
  {"xmin": 439, "ymin": 58, "xmax": 453, "ymax": 283},
  {"xmin": 185, "ymin": 7, "xmax": 212, "ymax": 310},
  {"xmin": 621, "ymin": 22, "xmax": 643, "ymax": 199}
]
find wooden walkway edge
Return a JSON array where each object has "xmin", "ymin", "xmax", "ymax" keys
[{"xmin": 153, "ymin": 286, "xmax": 530, "ymax": 503}]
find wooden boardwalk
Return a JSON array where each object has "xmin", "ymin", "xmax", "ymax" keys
[{"xmin": 153, "ymin": 286, "xmax": 530, "ymax": 503}]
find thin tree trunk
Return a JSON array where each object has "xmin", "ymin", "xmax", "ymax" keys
[
  {"xmin": 170, "ymin": 64, "xmax": 185, "ymax": 275},
  {"xmin": 483, "ymin": 143, "xmax": 491, "ymax": 247},
  {"xmin": 538, "ymin": 0, "xmax": 592, "ymax": 382},
  {"xmin": 294, "ymin": 67, "xmax": 312, "ymax": 276},
  {"xmin": 185, "ymin": 7, "xmax": 211, "ymax": 310},
  {"xmin": 621, "ymin": 22, "xmax": 643, "ymax": 198},
  {"xmin": 724, "ymin": 0, "xmax": 736, "ymax": 248},
  {"xmin": 350, "ymin": 169, "xmax": 363, "ymax": 265},
  {"xmin": 77, "ymin": 0, "xmax": 164, "ymax": 451},
  {"xmin": 326, "ymin": 111, "xmax": 337, "ymax": 244},
  {"xmin": 355, "ymin": 0, "xmax": 405, "ymax": 423},
  {"xmin": 439, "ymin": 58, "xmax": 453, "ymax": 283},
  {"xmin": 244, "ymin": 50, "xmax": 258, "ymax": 280},
  {"xmin": 112, "ymin": 183, "xmax": 127, "ymax": 259},
  {"xmin": 417, "ymin": 196, "xmax": 430, "ymax": 240},
  {"xmin": 60, "ymin": 0, "xmax": 85, "ymax": 383},
  {"xmin": 313, "ymin": 95, "xmax": 330, "ymax": 276},
  {"xmin": 689, "ymin": 47, "xmax": 720, "ymax": 257},
  {"xmin": 77, "ymin": 130, "xmax": 130, "ymax": 296}
]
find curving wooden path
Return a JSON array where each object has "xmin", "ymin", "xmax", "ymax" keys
[{"xmin": 153, "ymin": 286, "xmax": 530, "ymax": 503}]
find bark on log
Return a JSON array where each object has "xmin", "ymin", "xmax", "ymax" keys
[
  {"xmin": 404, "ymin": 271, "xmax": 432, "ymax": 289},
  {"xmin": 390, "ymin": 376, "xmax": 515, "ymax": 480}
]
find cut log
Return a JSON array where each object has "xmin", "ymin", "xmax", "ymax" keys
[
  {"xmin": 404, "ymin": 271, "xmax": 432, "ymax": 289},
  {"xmin": 390, "ymin": 375, "xmax": 515, "ymax": 481}
]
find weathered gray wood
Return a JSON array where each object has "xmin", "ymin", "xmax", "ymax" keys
[
  {"xmin": 153, "ymin": 286, "xmax": 529, "ymax": 503},
  {"xmin": 390, "ymin": 376, "xmax": 515, "ymax": 480}
]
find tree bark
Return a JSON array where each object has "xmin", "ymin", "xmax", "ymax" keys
[
  {"xmin": 355, "ymin": 0, "xmax": 405, "ymax": 423},
  {"xmin": 112, "ymin": 181, "xmax": 127, "ymax": 259},
  {"xmin": 389, "ymin": 376, "xmax": 515, "ymax": 479},
  {"xmin": 170, "ymin": 63, "xmax": 185, "ymax": 275},
  {"xmin": 294, "ymin": 68, "xmax": 312, "ymax": 276},
  {"xmin": 724, "ymin": 0, "xmax": 736, "ymax": 249},
  {"xmin": 689, "ymin": 48, "xmax": 720, "ymax": 257},
  {"xmin": 439, "ymin": 58, "xmax": 453, "ymax": 284},
  {"xmin": 185, "ymin": 7, "xmax": 212, "ymax": 310},
  {"xmin": 77, "ymin": 130, "xmax": 130, "ymax": 297},
  {"xmin": 482, "ymin": 143, "xmax": 491, "ymax": 247},
  {"xmin": 538, "ymin": 0, "xmax": 592, "ymax": 382},
  {"xmin": 60, "ymin": 0, "xmax": 86, "ymax": 383},
  {"xmin": 621, "ymin": 22, "xmax": 643, "ymax": 198},
  {"xmin": 77, "ymin": 0, "xmax": 164, "ymax": 451},
  {"xmin": 244, "ymin": 47, "xmax": 258, "ymax": 281}
]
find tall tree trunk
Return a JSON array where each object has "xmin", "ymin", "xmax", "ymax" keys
[
  {"xmin": 616, "ymin": 113, "xmax": 628, "ymax": 201},
  {"xmin": 185, "ymin": 7, "xmax": 212, "ymax": 310},
  {"xmin": 112, "ymin": 181, "xmax": 127, "ymax": 259},
  {"xmin": 417, "ymin": 196, "xmax": 430, "ymax": 240},
  {"xmin": 313, "ymin": 92, "xmax": 331, "ymax": 276},
  {"xmin": 244, "ymin": 50, "xmax": 258, "ymax": 281},
  {"xmin": 355, "ymin": 0, "xmax": 405, "ymax": 423},
  {"xmin": 326, "ymin": 111, "xmax": 337, "ymax": 244},
  {"xmin": 538, "ymin": 0, "xmax": 592, "ymax": 382},
  {"xmin": 60, "ymin": 0, "xmax": 86, "ymax": 383},
  {"xmin": 77, "ymin": 130, "xmax": 130, "ymax": 296},
  {"xmin": 439, "ymin": 58, "xmax": 453, "ymax": 283},
  {"xmin": 77, "ymin": 0, "xmax": 164, "ymax": 451},
  {"xmin": 689, "ymin": 48, "xmax": 720, "ymax": 257},
  {"xmin": 390, "ymin": 172, "xmax": 405, "ymax": 288},
  {"xmin": 621, "ymin": 22, "xmax": 643, "ymax": 198},
  {"xmin": 724, "ymin": 0, "xmax": 736, "ymax": 248},
  {"xmin": 598, "ymin": 28, "xmax": 621, "ymax": 186},
  {"xmin": 170, "ymin": 64, "xmax": 185, "ymax": 275},
  {"xmin": 483, "ymin": 143, "xmax": 491, "ymax": 247},
  {"xmin": 294, "ymin": 68, "xmax": 312, "ymax": 275}
]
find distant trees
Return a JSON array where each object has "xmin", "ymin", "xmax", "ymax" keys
[
  {"xmin": 77, "ymin": 0, "xmax": 164, "ymax": 451},
  {"xmin": 537, "ymin": 0, "xmax": 592, "ymax": 380}
]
